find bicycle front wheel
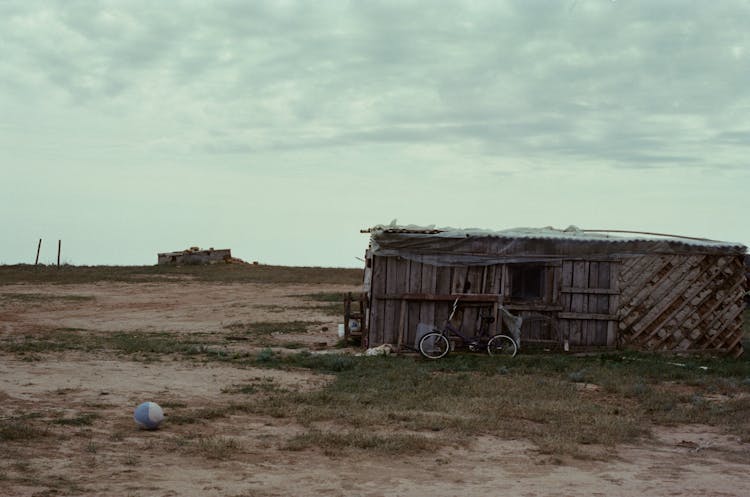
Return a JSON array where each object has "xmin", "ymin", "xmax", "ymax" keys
[
  {"xmin": 487, "ymin": 334, "xmax": 518, "ymax": 357},
  {"xmin": 418, "ymin": 332, "xmax": 450, "ymax": 359}
]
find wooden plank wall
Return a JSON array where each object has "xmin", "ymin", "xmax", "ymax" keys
[
  {"xmin": 366, "ymin": 252, "xmax": 745, "ymax": 355},
  {"xmin": 558, "ymin": 260, "xmax": 619, "ymax": 347},
  {"xmin": 617, "ymin": 254, "xmax": 745, "ymax": 357},
  {"xmin": 368, "ymin": 256, "xmax": 569, "ymax": 347},
  {"xmin": 368, "ymin": 256, "xmax": 508, "ymax": 347}
]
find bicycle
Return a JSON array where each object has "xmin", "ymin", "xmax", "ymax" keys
[{"xmin": 417, "ymin": 297, "xmax": 519, "ymax": 359}]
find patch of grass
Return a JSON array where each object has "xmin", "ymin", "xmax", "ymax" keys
[
  {"xmin": 281, "ymin": 342, "xmax": 306, "ymax": 350},
  {"xmin": 223, "ymin": 320, "xmax": 320, "ymax": 336},
  {"xmin": 255, "ymin": 304, "xmax": 286, "ymax": 313},
  {"xmin": 0, "ymin": 329, "xmax": 92, "ymax": 354},
  {"xmin": 222, "ymin": 378, "xmax": 285, "ymax": 395},
  {"xmin": 106, "ymin": 332, "xmax": 213, "ymax": 356},
  {"xmin": 167, "ymin": 403, "xmax": 252, "ymax": 425},
  {"xmin": 238, "ymin": 350, "xmax": 750, "ymax": 458},
  {"xmin": 198, "ymin": 436, "xmax": 242, "ymax": 460},
  {"xmin": 176, "ymin": 436, "xmax": 242, "ymax": 460},
  {"xmin": 53, "ymin": 413, "xmax": 99, "ymax": 426},
  {"xmin": 285, "ymin": 429, "xmax": 435, "ymax": 455},
  {"xmin": 0, "ymin": 329, "xmax": 218, "ymax": 358},
  {"xmin": 0, "ymin": 293, "xmax": 94, "ymax": 304},
  {"xmin": 0, "ymin": 417, "xmax": 50, "ymax": 441}
]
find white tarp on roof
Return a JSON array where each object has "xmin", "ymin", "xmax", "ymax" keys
[
  {"xmin": 366, "ymin": 222, "xmax": 746, "ymax": 266},
  {"xmin": 367, "ymin": 222, "xmax": 745, "ymax": 249}
]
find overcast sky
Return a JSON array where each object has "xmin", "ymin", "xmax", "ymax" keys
[{"xmin": 1, "ymin": 0, "xmax": 748, "ymax": 267}]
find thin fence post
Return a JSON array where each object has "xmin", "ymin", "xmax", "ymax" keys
[
  {"xmin": 57, "ymin": 240, "xmax": 61, "ymax": 267},
  {"xmin": 35, "ymin": 239, "xmax": 42, "ymax": 265}
]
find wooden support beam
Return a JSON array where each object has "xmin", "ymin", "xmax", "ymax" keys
[
  {"xmin": 560, "ymin": 287, "xmax": 619, "ymax": 295},
  {"xmin": 558, "ymin": 312, "xmax": 618, "ymax": 321},
  {"xmin": 374, "ymin": 293, "xmax": 503, "ymax": 303}
]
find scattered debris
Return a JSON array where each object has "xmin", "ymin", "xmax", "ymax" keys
[{"xmin": 364, "ymin": 344, "xmax": 394, "ymax": 356}]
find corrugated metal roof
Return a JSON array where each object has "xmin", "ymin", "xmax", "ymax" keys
[{"xmin": 364, "ymin": 224, "xmax": 746, "ymax": 250}]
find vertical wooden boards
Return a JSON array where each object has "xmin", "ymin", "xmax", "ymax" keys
[
  {"xmin": 368, "ymin": 249, "xmax": 743, "ymax": 355},
  {"xmin": 608, "ymin": 262, "xmax": 621, "ymax": 346},
  {"xmin": 586, "ymin": 262, "xmax": 608, "ymax": 345},
  {"xmin": 500, "ymin": 265, "xmax": 511, "ymax": 301},
  {"xmin": 420, "ymin": 262, "xmax": 437, "ymax": 333},
  {"xmin": 558, "ymin": 260, "xmax": 617, "ymax": 347},
  {"xmin": 369, "ymin": 255, "xmax": 387, "ymax": 347},
  {"xmin": 463, "ymin": 265, "xmax": 486, "ymax": 337},
  {"xmin": 569, "ymin": 261, "xmax": 588, "ymax": 345},
  {"xmin": 559, "ymin": 261, "xmax": 573, "ymax": 345},
  {"xmin": 384, "ymin": 257, "xmax": 407, "ymax": 344},
  {"xmin": 485, "ymin": 265, "xmax": 502, "ymax": 295},
  {"xmin": 434, "ymin": 266, "xmax": 453, "ymax": 327},
  {"xmin": 550, "ymin": 264, "xmax": 561, "ymax": 305},
  {"xmin": 544, "ymin": 264, "xmax": 556, "ymax": 304},
  {"xmin": 595, "ymin": 262, "xmax": 611, "ymax": 345},
  {"xmin": 405, "ymin": 260, "xmax": 423, "ymax": 346}
]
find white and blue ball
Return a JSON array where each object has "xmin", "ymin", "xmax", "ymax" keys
[{"xmin": 134, "ymin": 401, "xmax": 164, "ymax": 430}]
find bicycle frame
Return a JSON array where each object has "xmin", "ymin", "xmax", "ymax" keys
[
  {"xmin": 418, "ymin": 297, "xmax": 519, "ymax": 359},
  {"xmin": 438, "ymin": 298, "xmax": 496, "ymax": 349}
]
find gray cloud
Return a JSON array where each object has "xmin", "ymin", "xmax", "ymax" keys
[{"xmin": 2, "ymin": 0, "xmax": 750, "ymax": 170}]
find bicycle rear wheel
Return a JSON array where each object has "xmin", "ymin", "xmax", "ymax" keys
[
  {"xmin": 418, "ymin": 332, "xmax": 450, "ymax": 359},
  {"xmin": 487, "ymin": 334, "xmax": 517, "ymax": 357}
]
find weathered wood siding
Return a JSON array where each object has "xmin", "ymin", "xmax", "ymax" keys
[
  {"xmin": 366, "ymin": 252, "xmax": 745, "ymax": 355},
  {"xmin": 617, "ymin": 254, "xmax": 746, "ymax": 357},
  {"xmin": 558, "ymin": 260, "xmax": 619, "ymax": 347},
  {"xmin": 367, "ymin": 256, "xmax": 566, "ymax": 347}
]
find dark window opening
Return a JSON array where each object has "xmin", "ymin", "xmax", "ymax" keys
[{"xmin": 510, "ymin": 264, "xmax": 544, "ymax": 300}]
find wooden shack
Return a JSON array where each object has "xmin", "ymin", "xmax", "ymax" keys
[{"xmin": 362, "ymin": 225, "xmax": 747, "ymax": 356}]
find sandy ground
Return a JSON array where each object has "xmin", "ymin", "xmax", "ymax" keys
[{"xmin": 1, "ymin": 281, "xmax": 749, "ymax": 497}]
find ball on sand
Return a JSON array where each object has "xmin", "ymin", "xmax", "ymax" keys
[{"xmin": 134, "ymin": 401, "xmax": 164, "ymax": 430}]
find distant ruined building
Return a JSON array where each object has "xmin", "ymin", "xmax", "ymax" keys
[{"xmin": 157, "ymin": 247, "xmax": 232, "ymax": 265}]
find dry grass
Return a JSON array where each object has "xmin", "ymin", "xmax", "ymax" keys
[
  {"xmin": 0, "ymin": 264, "xmax": 363, "ymax": 285},
  {"xmin": 235, "ymin": 350, "xmax": 750, "ymax": 458}
]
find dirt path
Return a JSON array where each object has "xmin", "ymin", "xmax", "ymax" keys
[{"xmin": 1, "ymin": 281, "xmax": 748, "ymax": 496}]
